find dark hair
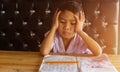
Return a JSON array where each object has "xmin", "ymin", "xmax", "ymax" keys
[{"xmin": 58, "ymin": 1, "xmax": 83, "ymax": 14}]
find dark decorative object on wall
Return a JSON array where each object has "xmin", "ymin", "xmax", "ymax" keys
[{"xmin": 0, "ymin": 0, "xmax": 119, "ymax": 54}]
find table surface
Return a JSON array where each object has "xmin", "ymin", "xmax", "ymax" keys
[{"xmin": 0, "ymin": 51, "xmax": 120, "ymax": 72}]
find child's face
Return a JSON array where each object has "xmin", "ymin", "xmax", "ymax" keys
[{"xmin": 58, "ymin": 10, "xmax": 77, "ymax": 39}]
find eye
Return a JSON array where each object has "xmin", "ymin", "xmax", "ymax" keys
[
  {"xmin": 71, "ymin": 21, "xmax": 76, "ymax": 25},
  {"xmin": 59, "ymin": 19, "xmax": 66, "ymax": 24},
  {"xmin": 71, "ymin": 23, "xmax": 76, "ymax": 25}
]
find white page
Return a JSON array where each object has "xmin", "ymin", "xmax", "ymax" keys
[
  {"xmin": 76, "ymin": 54, "xmax": 118, "ymax": 72},
  {"xmin": 39, "ymin": 55, "xmax": 78, "ymax": 72}
]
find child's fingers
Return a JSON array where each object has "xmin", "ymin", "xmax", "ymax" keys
[
  {"xmin": 82, "ymin": 12, "xmax": 85, "ymax": 22},
  {"xmin": 54, "ymin": 9, "xmax": 59, "ymax": 16},
  {"xmin": 52, "ymin": 9, "xmax": 61, "ymax": 29},
  {"xmin": 74, "ymin": 15, "xmax": 79, "ymax": 24},
  {"xmin": 53, "ymin": 9, "xmax": 58, "ymax": 20},
  {"xmin": 79, "ymin": 11, "xmax": 85, "ymax": 22},
  {"xmin": 75, "ymin": 14, "xmax": 83, "ymax": 25},
  {"xmin": 79, "ymin": 11, "xmax": 82, "ymax": 20},
  {"xmin": 53, "ymin": 9, "xmax": 61, "ymax": 21},
  {"xmin": 56, "ymin": 11, "xmax": 61, "ymax": 20}
]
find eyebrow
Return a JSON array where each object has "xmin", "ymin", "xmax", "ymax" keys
[
  {"xmin": 70, "ymin": 20, "xmax": 76, "ymax": 22},
  {"xmin": 59, "ymin": 16, "xmax": 64, "ymax": 20},
  {"xmin": 59, "ymin": 16, "xmax": 76, "ymax": 22}
]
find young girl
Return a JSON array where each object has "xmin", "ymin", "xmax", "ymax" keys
[{"xmin": 40, "ymin": 1, "xmax": 102, "ymax": 56}]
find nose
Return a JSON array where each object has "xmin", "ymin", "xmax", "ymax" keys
[{"xmin": 64, "ymin": 23, "xmax": 70, "ymax": 30}]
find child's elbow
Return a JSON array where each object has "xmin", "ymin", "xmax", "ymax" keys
[
  {"xmin": 94, "ymin": 50, "xmax": 102, "ymax": 56},
  {"xmin": 40, "ymin": 49, "xmax": 50, "ymax": 56},
  {"xmin": 94, "ymin": 52, "xmax": 102, "ymax": 56},
  {"xmin": 40, "ymin": 51, "xmax": 49, "ymax": 56}
]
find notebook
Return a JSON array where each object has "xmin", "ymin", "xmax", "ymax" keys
[{"xmin": 39, "ymin": 54, "xmax": 118, "ymax": 72}]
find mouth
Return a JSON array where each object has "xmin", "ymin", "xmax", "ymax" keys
[{"xmin": 63, "ymin": 31, "xmax": 70, "ymax": 35}]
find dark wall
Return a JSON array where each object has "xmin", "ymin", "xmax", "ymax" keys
[{"xmin": 0, "ymin": 0, "xmax": 119, "ymax": 54}]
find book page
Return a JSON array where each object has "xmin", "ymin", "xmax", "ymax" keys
[
  {"xmin": 39, "ymin": 55, "xmax": 78, "ymax": 72},
  {"xmin": 39, "ymin": 54, "xmax": 118, "ymax": 72},
  {"xmin": 77, "ymin": 54, "xmax": 118, "ymax": 72}
]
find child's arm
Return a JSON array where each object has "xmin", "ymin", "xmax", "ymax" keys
[
  {"xmin": 40, "ymin": 10, "xmax": 61, "ymax": 55},
  {"xmin": 78, "ymin": 30, "xmax": 102, "ymax": 56},
  {"xmin": 40, "ymin": 27, "xmax": 56, "ymax": 55},
  {"xmin": 75, "ymin": 12, "xmax": 102, "ymax": 56}
]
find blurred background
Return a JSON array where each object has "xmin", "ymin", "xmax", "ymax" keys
[{"xmin": 0, "ymin": 0, "xmax": 119, "ymax": 54}]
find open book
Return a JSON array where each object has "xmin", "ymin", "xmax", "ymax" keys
[{"xmin": 39, "ymin": 54, "xmax": 118, "ymax": 72}]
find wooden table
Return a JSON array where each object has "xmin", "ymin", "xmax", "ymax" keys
[{"xmin": 0, "ymin": 51, "xmax": 120, "ymax": 72}]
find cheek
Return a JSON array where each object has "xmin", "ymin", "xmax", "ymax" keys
[
  {"xmin": 71, "ymin": 26, "xmax": 75, "ymax": 31},
  {"xmin": 71, "ymin": 27, "xmax": 76, "ymax": 34},
  {"xmin": 58, "ymin": 24, "xmax": 63, "ymax": 29},
  {"xmin": 58, "ymin": 24, "xmax": 62, "ymax": 32}
]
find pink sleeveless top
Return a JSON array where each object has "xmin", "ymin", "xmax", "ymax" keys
[{"xmin": 50, "ymin": 31, "xmax": 92, "ymax": 54}]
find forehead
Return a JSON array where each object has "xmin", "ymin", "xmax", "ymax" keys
[{"xmin": 59, "ymin": 10, "xmax": 78, "ymax": 20}]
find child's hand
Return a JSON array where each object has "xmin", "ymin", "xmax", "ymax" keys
[
  {"xmin": 74, "ymin": 11, "xmax": 85, "ymax": 33},
  {"xmin": 52, "ymin": 9, "xmax": 61, "ymax": 30}
]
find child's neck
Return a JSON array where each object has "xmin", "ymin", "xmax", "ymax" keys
[{"xmin": 62, "ymin": 38, "xmax": 72, "ymax": 51}]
